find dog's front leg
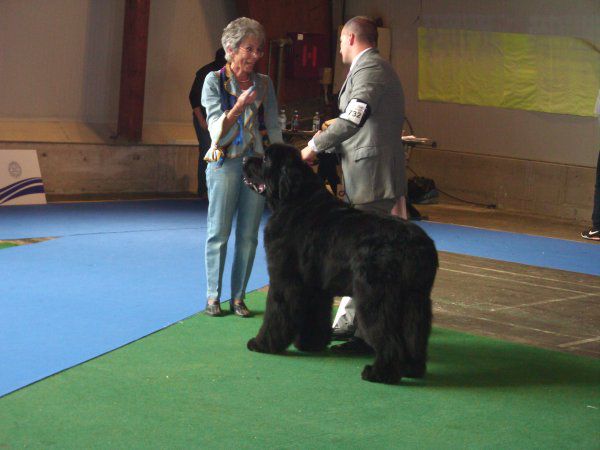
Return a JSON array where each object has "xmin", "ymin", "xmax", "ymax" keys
[
  {"xmin": 294, "ymin": 289, "xmax": 333, "ymax": 352},
  {"xmin": 247, "ymin": 286, "xmax": 297, "ymax": 354}
]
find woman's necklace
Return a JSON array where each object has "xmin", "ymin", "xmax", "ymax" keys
[{"xmin": 231, "ymin": 65, "xmax": 250, "ymax": 83}]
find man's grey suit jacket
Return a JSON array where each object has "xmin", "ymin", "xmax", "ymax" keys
[{"xmin": 314, "ymin": 48, "xmax": 406, "ymax": 205}]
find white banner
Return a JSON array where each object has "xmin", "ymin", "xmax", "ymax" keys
[{"xmin": 0, "ymin": 150, "xmax": 47, "ymax": 206}]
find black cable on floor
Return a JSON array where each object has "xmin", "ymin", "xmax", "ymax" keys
[{"xmin": 407, "ymin": 165, "xmax": 497, "ymax": 209}]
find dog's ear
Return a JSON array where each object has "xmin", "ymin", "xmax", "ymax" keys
[{"xmin": 278, "ymin": 163, "xmax": 303, "ymax": 200}]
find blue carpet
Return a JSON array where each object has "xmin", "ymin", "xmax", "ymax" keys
[
  {"xmin": 1, "ymin": 200, "xmax": 598, "ymax": 397},
  {"xmin": 419, "ymin": 222, "xmax": 600, "ymax": 277},
  {"xmin": 0, "ymin": 201, "xmax": 269, "ymax": 397}
]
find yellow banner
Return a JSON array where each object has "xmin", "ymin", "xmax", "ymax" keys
[{"xmin": 418, "ymin": 27, "xmax": 600, "ymax": 117}]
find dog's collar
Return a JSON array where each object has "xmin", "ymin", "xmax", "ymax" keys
[{"xmin": 242, "ymin": 176, "xmax": 266, "ymax": 194}]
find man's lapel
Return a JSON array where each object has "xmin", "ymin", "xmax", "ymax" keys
[{"xmin": 338, "ymin": 71, "xmax": 350, "ymax": 109}]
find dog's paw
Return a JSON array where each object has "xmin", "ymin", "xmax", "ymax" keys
[
  {"xmin": 361, "ymin": 364, "xmax": 401, "ymax": 384},
  {"xmin": 247, "ymin": 337, "xmax": 264, "ymax": 353},
  {"xmin": 248, "ymin": 337, "xmax": 289, "ymax": 354}
]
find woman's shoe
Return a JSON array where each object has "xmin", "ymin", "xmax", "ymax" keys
[
  {"xmin": 230, "ymin": 299, "xmax": 251, "ymax": 317},
  {"xmin": 205, "ymin": 299, "xmax": 223, "ymax": 316}
]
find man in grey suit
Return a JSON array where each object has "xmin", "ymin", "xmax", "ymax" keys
[{"xmin": 301, "ymin": 16, "xmax": 407, "ymax": 353}]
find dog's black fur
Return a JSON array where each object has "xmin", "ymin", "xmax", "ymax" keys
[{"xmin": 242, "ymin": 143, "xmax": 438, "ymax": 384}]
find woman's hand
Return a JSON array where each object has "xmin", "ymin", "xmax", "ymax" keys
[
  {"xmin": 222, "ymin": 86, "xmax": 257, "ymax": 133},
  {"xmin": 231, "ymin": 87, "xmax": 257, "ymax": 117}
]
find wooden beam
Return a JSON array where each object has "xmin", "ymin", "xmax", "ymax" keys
[{"xmin": 116, "ymin": 0, "xmax": 151, "ymax": 142}]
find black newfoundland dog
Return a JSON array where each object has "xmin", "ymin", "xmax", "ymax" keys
[{"xmin": 242, "ymin": 143, "xmax": 438, "ymax": 384}]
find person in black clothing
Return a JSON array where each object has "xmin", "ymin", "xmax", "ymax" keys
[
  {"xmin": 315, "ymin": 115, "xmax": 341, "ymax": 198},
  {"xmin": 581, "ymin": 150, "xmax": 600, "ymax": 241},
  {"xmin": 317, "ymin": 152, "xmax": 341, "ymax": 197},
  {"xmin": 189, "ymin": 48, "xmax": 227, "ymax": 197}
]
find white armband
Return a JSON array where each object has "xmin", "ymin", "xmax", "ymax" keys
[{"xmin": 339, "ymin": 99, "xmax": 370, "ymax": 127}]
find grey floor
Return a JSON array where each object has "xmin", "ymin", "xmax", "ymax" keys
[{"xmin": 415, "ymin": 201, "xmax": 599, "ymax": 358}]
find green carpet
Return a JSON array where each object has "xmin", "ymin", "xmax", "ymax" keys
[{"xmin": 1, "ymin": 291, "xmax": 598, "ymax": 449}]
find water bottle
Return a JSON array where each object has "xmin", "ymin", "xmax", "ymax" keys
[
  {"xmin": 278, "ymin": 109, "xmax": 287, "ymax": 130},
  {"xmin": 312, "ymin": 111, "xmax": 321, "ymax": 132},
  {"xmin": 291, "ymin": 110, "xmax": 300, "ymax": 131}
]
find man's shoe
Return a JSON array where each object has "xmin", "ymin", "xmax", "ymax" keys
[
  {"xmin": 330, "ymin": 337, "xmax": 374, "ymax": 355},
  {"xmin": 205, "ymin": 299, "xmax": 223, "ymax": 316},
  {"xmin": 581, "ymin": 228, "xmax": 600, "ymax": 241},
  {"xmin": 331, "ymin": 327, "xmax": 355, "ymax": 341}
]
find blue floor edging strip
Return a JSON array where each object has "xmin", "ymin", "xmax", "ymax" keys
[{"xmin": 418, "ymin": 221, "xmax": 600, "ymax": 276}]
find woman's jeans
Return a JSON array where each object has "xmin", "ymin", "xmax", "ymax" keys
[{"xmin": 205, "ymin": 157, "xmax": 265, "ymax": 301}]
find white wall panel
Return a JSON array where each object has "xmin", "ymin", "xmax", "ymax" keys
[{"xmin": 0, "ymin": 0, "xmax": 236, "ymax": 123}]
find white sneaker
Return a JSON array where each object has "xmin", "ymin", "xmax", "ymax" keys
[
  {"xmin": 581, "ymin": 228, "xmax": 600, "ymax": 241},
  {"xmin": 332, "ymin": 296, "xmax": 356, "ymax": 340}
]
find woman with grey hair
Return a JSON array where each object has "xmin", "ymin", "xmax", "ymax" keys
[{"xmin": 201, "ymin": 17, "xmax": 283, "ymax": 317}]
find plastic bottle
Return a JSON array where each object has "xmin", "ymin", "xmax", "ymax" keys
[
  {"xmin": 291, "ymin": 110, "xmax": 300, "ymax": 131},
  {"xmin": 278, "ymin": 109, "xmax": 287, "ymax": 130},
  {"xmin": 312, "ymin": 111, "xmax": 321, "ymax": 132}
]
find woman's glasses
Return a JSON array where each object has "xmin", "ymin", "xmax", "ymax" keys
[{"xmin": 239, "ymin": 46, "xmax": 264, "ymax": 57}]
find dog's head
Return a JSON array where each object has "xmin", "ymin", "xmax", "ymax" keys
[{"xmin": 243, "ymin": 143, "xmax": 320, "ymax": 206}]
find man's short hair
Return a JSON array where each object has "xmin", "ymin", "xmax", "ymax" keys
[{"xmin": 345, "ymin": 16, "xmax": 378, "ymax": 46}]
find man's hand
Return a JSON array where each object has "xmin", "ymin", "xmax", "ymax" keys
[{"xmin": 301, "ymin": 146, "xmax": 317, "ymax": 163}]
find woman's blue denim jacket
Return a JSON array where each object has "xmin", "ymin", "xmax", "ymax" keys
[{"xmin": 201, "ymin": 64, "xmax": 283, "ymax": 160}]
